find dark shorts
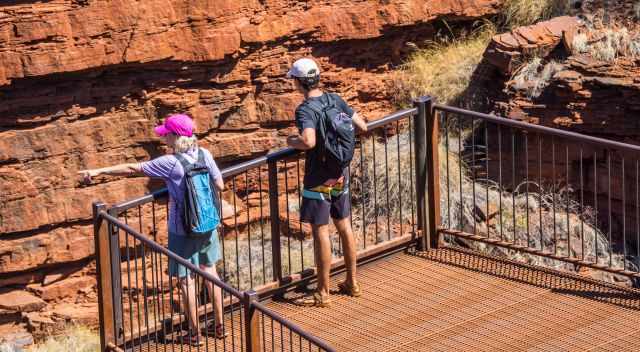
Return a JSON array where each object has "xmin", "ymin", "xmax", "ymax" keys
[{"xmin": 300, "ymin": 190, "xmax": 351, "ymax": 225}]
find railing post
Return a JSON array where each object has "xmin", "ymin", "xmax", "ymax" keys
[
  {"xmin": 425, "ymin": 98, "xmax": 441, "ymax": 249},
  {"xmin": 268, "ymin": 161, "xmax": 283, "ymax": 284},
  {"xmin": 107, "ymin": 208, "xmax": 124, "ymax": 346},
  {"xmin": 94, "ymin": 202, "xmax": 116, "ymax": 351},
  {"xmin": 244, "ymin": 290, "xmax": 262, "ymax": 352},
  {"xmin": 413, "ymin": 97, "xmax": 429, "ymax": 250}
]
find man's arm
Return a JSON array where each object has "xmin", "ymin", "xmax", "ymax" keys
[
  {"xmin": 287, "ymin": 128, "xmax": 316, "ymax": 150},
  {"xmin": 351, "ymin": 112, "xmax": 367, "ymax": 133}
]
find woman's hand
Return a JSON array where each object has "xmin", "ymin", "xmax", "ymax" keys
[{"xmin": 78, "ymin": 169, "xmax": 100, "ymax": 184}]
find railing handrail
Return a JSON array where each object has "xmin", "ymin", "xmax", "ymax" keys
[
  {"xmin": 435, "ymin": 104, "xmax": 640, "ymax": 154},
  {"xmin": 251, "ymin": 301, "xmax": 337, "ymax": 352},
  {"xmin": 98, "ymin": 210, "xmax": 244, "ymax": 299},
  {"xmin": 108, "ymin": 107, "xmax": 418, "ymax": 215}
]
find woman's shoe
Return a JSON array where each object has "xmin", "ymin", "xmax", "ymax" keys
[
  {"xmin": 180, "ymin": 331, "xmax": 204, "ymax": 346},
  {"xmin": 204, "ymin": 321, "xmax": 229, "ymax": 339},
  {"xmin": 337, "ymin": 281, "xmax": 362, "ymax": 297}
]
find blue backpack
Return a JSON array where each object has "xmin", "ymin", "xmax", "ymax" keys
[
  {"xmin": 305, "ymin": 94, "xmax": 356, "ymax": 178},
  {"xmin": 175, "ymin": 149, "xmax": 221, "ymax": 237}
]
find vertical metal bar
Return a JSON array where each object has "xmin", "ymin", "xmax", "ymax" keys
[
  {"xmin": 268, "ymin": 161, "xmax": 283, "ymax": 284},
  {"xmin": 284, "ymin": 159, "xmax": 292, "ymax": 273},
  {"xmin": 594, "ymin": 151, "xmax": 598, "ymax": 264},
  {"xmin": 485, "ymin": 122, "xmax": 490, "ymax": 239},
  {"xmin": 458, "ymin": 113, "xmax": 463, "ymax": 232},
  {"xmin": 622, "ymin": 157, "xmax": 627, "ymax": 270},
  {"xmin": 396, "ymin": 120, "xmax": 403, "ymax": 236},
  {"xmin": 637, "ymin": 159, "xmax": 639, "ymax": 272},
  {"xmin": 511, "ymin": 127, "xmax": 516, "ymax": 245},
  {"xmin": 525, "ymin": 133, "xmax": 530, "ymax": 247},
  {"xmin": 608, "ymin": 150, "xmax": 612, "ymax": 268},
  {"xmin": 258, "ymin": 166, "xmax": 267, "ymax": 284},
  {"xmin": 446, "ymin": 113, "xmax": 451, "ymax": 230},
  {"xmin": 552, "ymin": 137, "xmax": 557, "ymax": 255},
  {"xmin": 232, "ymin": 177, "xmax": 241, "ymax": 289},
  {"xmin": 409, "ymin": 114, "xmax": 416, "ymax": 234},
  {"xmin": 384, "ymin": 126, "xmax": 391, "ymax": 240},
  {"xmin": 246, "ymin": 171, "xmax": 253, "ymax": 288},
  {"xmin": 566, "ymin": 143, "xmax": 570, "ymax": 258},
  {"xmin": 372, "ymin": 133, "xmax": 379, "ymax": 243},
  {"xmin": 498, "ymin": 124, "xmax": 503, "ymax": 241},
  {"xmin": 244, "ymin": 291, "xmax": 262, "ymax": 352},
  {"xmin": 138, "ymin": 206, "xmax": 152, "ymax": 352},
  {"xmin": 360, "ymin": 139, "xmax": 367, "ymax": 249},
  {"xmin": 580, "ymin": 148, "xmax": 585, "ymax": 261},
  {"xmin": 297, "ymin": 158, "xmax": 304, "ymax": 271},
  {"xmin": 107, "ymin": 208, "xmax": 124, "ymax": 346},
  {"xmin": 471, "ymin": 117, "xmax": 477, "ymax": 236},
  {"xmin": 425, "ymin": 98, "xmax": 440, "ymax": 249},
  {"xmin": 413, "ymin": 97, "xmax": 429, "ymax": 250},
  {"xmin": 93, "ymin": 202, "xmax": 116, "ymax": 352},
  {"xmin": 538, "ymin": 134, "xmax": 543, "ymax": 251}
]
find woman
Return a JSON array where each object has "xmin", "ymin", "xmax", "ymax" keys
[{"xmin": 79, "ymin": 114, "xmax": 226, "ymax": 346}]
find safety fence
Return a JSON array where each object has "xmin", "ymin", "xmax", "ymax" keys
[
  {"xmin": 433, "ymin": 103, "xmax": 640, "ymax": 281},
  {"xmin": 95, "ymin": 96, "xmax": 640, "ymax": 351},
  {"xmin": 94, "ymin": 105, "xmax": 421, "ymax": 351}
]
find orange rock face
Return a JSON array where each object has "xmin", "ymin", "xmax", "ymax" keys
[{"xmin": 0, "ymin": 0, "xmax": 500, "ymax": 335}]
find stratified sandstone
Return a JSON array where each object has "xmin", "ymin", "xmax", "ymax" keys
[
  {"xmin": 480, "ymin": 8, "xmax": 640, "ymax": 253},
  {"xmin": 0, "ymin": 0, "xmax": 501, "ymax": 336}
]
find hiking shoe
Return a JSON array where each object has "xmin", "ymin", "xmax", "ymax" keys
[
  {"xmin": 179, "ymin": 331, "xmax": 204, "ymax": 346},
  {"xmin": 203, "ymin": 322, "xmax": 228, "ymax": 339},
  {"xmin": 337, "ymin": 281, "xmax": 362, "ymax": 297},
  {"xmin": 294, "ymin": 292, "xmax": 332, "ymax": 307}
]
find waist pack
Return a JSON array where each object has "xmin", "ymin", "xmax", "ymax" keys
[
  {"xmin": 176, "ymin": 149, "xmax": 220, "ymax": 237},
  {"xmin": 305, "ymin": 94, "xmax": 356, "ymax": 178}
]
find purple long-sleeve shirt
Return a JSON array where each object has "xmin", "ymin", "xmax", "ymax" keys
[{"xmin": 140, "ymin": 147, "xmax": 222, "ymax": 236}]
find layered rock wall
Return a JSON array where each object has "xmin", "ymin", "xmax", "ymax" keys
[{"xmin": 0, "ymin": 0, "xmax": 500, "ymax": 336}]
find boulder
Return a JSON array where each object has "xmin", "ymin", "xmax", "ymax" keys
[{"xmin": 0, "ymin": 290, "xmax": 46, "ymax": 312}]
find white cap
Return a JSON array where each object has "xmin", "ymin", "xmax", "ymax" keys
[{"xmin": 286, "ymin": 58, "xmax": 320, "ymax": 78}]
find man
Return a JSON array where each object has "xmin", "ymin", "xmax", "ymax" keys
[{"xmin": 286, "ymin": 58, "xmax": 368, "ymax": 307}]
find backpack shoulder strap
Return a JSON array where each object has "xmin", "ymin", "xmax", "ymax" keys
[
  {"xmin": 174, "ymin": 153, "xmax": 192, "ymax": 172},
  {"xmin": 197, "ymin": 148, "xmax": 205, "ymax": 165},
  {"xmin": 304, "ymin": 99, "xmax": 324, "ymax": 115}
]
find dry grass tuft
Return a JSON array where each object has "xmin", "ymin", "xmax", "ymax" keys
[
  {"xmin": 28, "ymin": 326, "xmax": 99, "ymax": 352},
  {"xmin": 501, "ymin": 0, "xmax": 572, "ymax": 29},
  {"xmin": 572, "ymin": 28, "xmax": 640, "ymax": 62},
  {"xmin": 393, "ymin": 27, "xmax": 494, "ymax": 107},
  {"xmin": 510, "ymin": 58, "xmax": 564, "ymax": 98}
]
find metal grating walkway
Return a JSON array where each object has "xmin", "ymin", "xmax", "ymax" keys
[{"xmin": 266, "ymin": 248, "xmax": 640, "ymax": 352}]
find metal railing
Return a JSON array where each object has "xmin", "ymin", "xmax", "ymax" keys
[
  {"xmin": 94, "ymin": 95, "xmax": 640, "ymax": 352},
  {"xmin": 432, "ymin": 102, "xmax": 640, "ymax": 281},
  {"xmin": 94, "ymin": 104, "xmax": 422, "ymax": 351}
]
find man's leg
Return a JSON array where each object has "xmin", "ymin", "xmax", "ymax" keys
[
  {"xmin": 200, "ymin": 264, "xmax": 223, "ymax": 327},
  {"xmin": 333, "ymin": 217, "xmax": 357, "ymax": 287},
  {"xmin": 312, "ymin": 223, "xmax": 332, "ymax": 297}
]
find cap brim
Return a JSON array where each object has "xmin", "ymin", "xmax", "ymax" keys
[
  {"xmin": 154, "ymin": 125, "xmax": 170, "ymax": 136},
  {"xmin": 286, "ymin": 70, "xmax": 296, "ymax": 78}
]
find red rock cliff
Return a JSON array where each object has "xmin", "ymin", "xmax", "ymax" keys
[{"xmin": 0, "ymin": 0, "xmax": 500, "ymax": 333}]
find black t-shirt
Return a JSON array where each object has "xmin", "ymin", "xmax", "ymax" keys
[{"xmin": 295, "ymin": 92, "xmax": 354, "ymax": 188}]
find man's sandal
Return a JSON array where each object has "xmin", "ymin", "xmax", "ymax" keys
[
  {"xmin": 294, "ymin": 292, "xmax": 332, "ymax": 307},
  {"xmin": 337, "ymin": 281, "xmax": 362, "ymax": 297}
]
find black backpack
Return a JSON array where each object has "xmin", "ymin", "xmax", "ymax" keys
[{"xmin": 305, "ymin": 94, "xmax": 356, "ymax": 178}]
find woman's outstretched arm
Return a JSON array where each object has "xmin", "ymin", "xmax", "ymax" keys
[{"xmin": 78, "ymin": 163, "xmax": 143, "ymax": 182}]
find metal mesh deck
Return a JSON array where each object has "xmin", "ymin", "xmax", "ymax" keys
[
  {"xmin": 267, "ymin": 248, "xmax": 640, "ymax": 352},
  {"xmin": 134, "ymin": 248, "xmax": 640, "ymax": 351}
]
